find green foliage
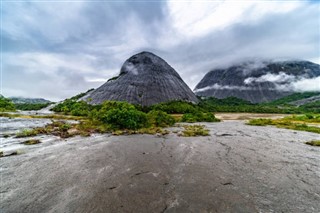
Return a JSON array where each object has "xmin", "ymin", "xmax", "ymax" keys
[
  {"xmin": 101, "ymin": 108, "xmax": 148, "ymax": 130},
  {"xmin": 282, "ymin": 114, "xmax": 320, "ymax": 123},
  {"xmin": 15, "ymin": 103, "xmax": 50, "ymax": 111},
  {"xmin": 0, "ymin": 97, "xmax": 16, "ymax": 112},
  {"xmin": 199, "ymin": 97, "xmax": 284, "ymax": 113},
  {"xmin": 147, "ymin": 110, "xmax": 175, "ymax": 127},
  {"xmin": 70, "ymin": 88, "xmax": 94, "ymax": 100},
  {"xmin": 198, "ymin": 94, "xmax": 320, "ymax": 114},
  {"xmin": 267, "ymin": 92, "xmax": 320, "ymax": 106},
  {"xmin": 298, "ymin": 101, "xmax": 320, "ymax": 113},
  {"xmin": 247, "ymin": 115, "xmax": 320, "ymax": 134},
  {"xmin": 51, "ymin": 89, "xmax": 95, "ymax": 115},
  {"xmin": 247, "ymin": 119, "xmax": 273, "ymax": 126},
  {"xmin": 180, "ymin": 125, "xmax": 210, "ymax": 137},
  {"xmin": 91, "ymin": 101, "xmax": 148, "ymax": 130},
  {"xmin": 181, "ymin": 112, "xmax": 220, "ymax": 123},
  {"xmin": 52, "ymin": 100, "xmax": 94, "ymax": 116},
  {"xmin": 150, "ymin": 100, "xmax": 202, "ymax": 114}
]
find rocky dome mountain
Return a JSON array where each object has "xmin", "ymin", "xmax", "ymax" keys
[
  {"xmin": 194, "ymin": 60, "xmax": 320, "ymax": 103},
  {"xmin": 82, "ymin": 52, "xmax": 198, "ymax": 106}
]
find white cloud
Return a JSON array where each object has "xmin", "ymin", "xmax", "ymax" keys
[
  {"xmin": 194, "ymin": 83, "xmax": 254, "ymax": 93},
  {"xmin": 276, "ymin": 76, "xmax": 320, "ymax": 92},
  {"xmin": 166, "ymin": 0, "xmax": 302, "ymax": 41},
  {"xmin": 2, "ymin": 1, "xmax": 319, "ymax": 100},
  {"xmin": 4, "ymin": 52, "xmax": 97, "ymax": 75},
  {"xmin": 244, "ymin": 72, "xmax": 297, "ymax": 84}
]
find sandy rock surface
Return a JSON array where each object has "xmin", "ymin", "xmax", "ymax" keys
[{"xmin": 1, "ymin": 120, "xmax": 320, "ymax": 213}]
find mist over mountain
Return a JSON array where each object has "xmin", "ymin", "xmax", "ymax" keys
[
  {"xmin": 82, "ymin": 52, "xmax": 198, "ymax": 106},
  {"xmin": 194, "ymin": 60, "xmax": 320, "ymax": 103}
]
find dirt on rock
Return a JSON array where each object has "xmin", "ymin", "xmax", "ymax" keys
[{"xmin": 1, "ymin": 120, "xmax": 320, "ymax": 213}]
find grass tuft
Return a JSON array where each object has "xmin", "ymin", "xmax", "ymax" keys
[
  {"xmin": 247, "ymin": 115, "xmax": 320, "ymax": 134},
  {"xmin": 16, "ymin": 129, "xmax": 39, "ymax": 138},
  {"xmin": 180, "ymin": 125, "xmax": 210, "ymax": 137},
  {"xmin": 23, "ymin": 139, "xmax": 41, "ymax": 145},
  {"xmin": 305, "ymin": 140, "xmax": 320, "ymax": 146}
]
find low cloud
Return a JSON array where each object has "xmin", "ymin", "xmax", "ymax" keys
[
  {"xmin": 244, "ymin": 72, "xmax": 320, "ymax": 92},
  {"xmin": 244, "ymin": 72, "xmax": 297, "ymax": 84},
  {"xmin": 194, "ymin": 84, "xmax": 255, "ymax": 93},
  {"xmin": 276, "ymin": 76, "xmax": 320, "ymax": 92}
]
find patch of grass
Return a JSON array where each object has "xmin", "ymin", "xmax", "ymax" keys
[
  {"xmin": 0, "ymin": 112, "xmax": 21, "ymax": 118},
  {"xmin": 23, "ymin": 139, "xmax": 41, "ymax": 145},
  {"xmin": 0, "ymin": 150, "xmax": 3, "ymax": 157},
  {"xmin": 247, "ymin": 116, "xmax": 320, "ymax": 134},
  {"xmin": 136, "ymin": 127, "xmax": 170, "ymax": 135},
  {"xmin": 16, "ymin": 129, "xmax": 39, "ymax": 138},
  {"xmin": 305, "ymin": 140, "xmax": 320, "ymax": 146},
  {"xmin": 111, "ymin": 127, "xmax": 170, "ymax": 136},
  {"xmin": 247, "ymin": 118, "xmax": 273, "ymax": 126},
  {"xmin": 180, "ymin": 125, "xmax": 210, "ymax": 137},
  {"xmin": 282, "ymin": 114, "xmax": 320, "ymax": 123},
  {"xmin": 35, "ymin": 121, "xmax": 75, "ymax": 138}
]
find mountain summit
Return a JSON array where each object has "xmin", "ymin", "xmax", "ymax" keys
[
  {"xmin": 83, "ymin": 52, "xmax": 198, "ymax": 106},
  {"xmin": 194, "ymin": 60, "xmax": 320, "ymax": 103}
]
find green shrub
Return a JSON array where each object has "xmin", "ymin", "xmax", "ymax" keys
[
  {"xmin": 150, "ymin": 100, "xmax": 201, "ymax": 114},
  {"xmin": 100, "ymin": 107, "xmax": 148, "ymax": 130},
  {"xmin": 147, "ymin": 110, "xmax": 175, "ymax": 127},
  {"xmin": 181, "ymin": 112, "xmax": 219, "ymax": 123},
  {"xmin": 0, "ymin": 97, "xmax": 15, "ymax": 112}
]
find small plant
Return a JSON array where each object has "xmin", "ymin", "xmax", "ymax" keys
[
  {"xmin": 180, "ymin": 125, "xmax": 210, "ymax": 137},
  {"xmin": 23, "ymin": 139, "xmax": 41, "ymax": 145},
  {"xmin": 16, "ymin": 129, "xmax": 38, "ymax": 138},
  {"xmin": 305, "ymin": 140, "xmax": 320, "ymax": 146},
  {"xmin": 0, "ymin": 150, "xmax": 3, "ymax": 157}
]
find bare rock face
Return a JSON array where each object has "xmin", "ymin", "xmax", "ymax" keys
[
  {"xmin": 194, "ymin": 60, "xmax": 320, "ymax": 103},
  {"xmin": 83, "ymin": 52, "xmax": 198, "ymax": 106}
]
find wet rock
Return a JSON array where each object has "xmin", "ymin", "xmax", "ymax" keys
[
  {"xmin": 194, "ymin": 60, "xmax": 320, "ymax": 103},
  {"xmin": 82, "ymin": 52, "xmax": 198, "ymax": 106}
]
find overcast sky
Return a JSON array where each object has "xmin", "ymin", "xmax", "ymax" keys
[{"xmin": 2, "ymin": 0, "xmax": 319, "ymax": 101}]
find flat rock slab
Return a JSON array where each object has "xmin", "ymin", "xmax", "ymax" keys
[{"xmin": 1, "ymin": 121, "xmax": 320, "ymax": 212}]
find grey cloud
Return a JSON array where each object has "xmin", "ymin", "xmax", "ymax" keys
[{"xmin": 2, "ymin": 1, "xmax": 319, "ymax": 100}]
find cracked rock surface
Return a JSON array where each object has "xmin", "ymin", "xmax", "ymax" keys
[{"xmin": 1, "ymin": 121, "xmax": 320, "ymax": 212}]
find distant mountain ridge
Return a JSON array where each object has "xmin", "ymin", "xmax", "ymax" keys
[
  {"xmin": 194, "ymin": 60, "xmax": 320, "ymax": 103},
  {"xmin": 9, "ymin": 97, "xmax": 52, "ymax": 104}
]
